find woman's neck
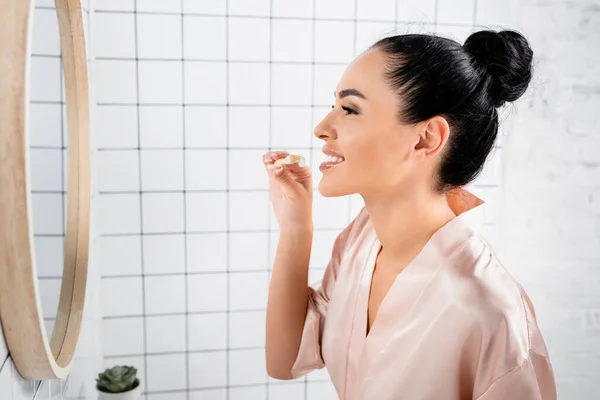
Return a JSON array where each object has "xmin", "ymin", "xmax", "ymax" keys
[{"xmin": 362, "ymin": 186, "xmax": 456, "ymax": 263}]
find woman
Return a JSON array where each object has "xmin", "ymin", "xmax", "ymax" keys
[{"xmin": 263, "ymin": 30, "xmax": 556, "ymax": 400}]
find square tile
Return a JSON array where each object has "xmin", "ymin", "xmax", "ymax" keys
[
  {"xmin": 185, "ymin": 62, "xmax": 227, "ymax": 104},
  {"xmin": 183, "ymin": 0, "xmax": 226, "ymax": 14},
  {"xmin": 30, "ymin": 56, "xmax": 60, "ymax": 102},
  {"xmin": 396, "ymin": 0, "xmax": 436, "ymax": 23},
  {"xmin": 98, "ymin": 194, "xmax": 141, "ymax": 234},
  {"xmin": 185, "ymin": 149, "xmax": 227, "ymax": 190},
  {"xmin": 185, "ymin": 106, "xmax": 227, "ymax": 147},
  {"xmin": 31, "ymin": 193, "xmax": 62, "ymax": 235},
  {"xmin": 188, "ymin": 313, "xmax": 227, "ymax": 350},
  {"xmin": 229, "ymin": 271, "xmax": 268, "ymax": 310},
  {"xmin": 186, "ymin": 233, "xmax": 228, "ymax": 272},
  {"xmin": 95, "ymin": 60, "xmax": 137, "ymax": 104},
  {"xmin": 356, "ymin": 21, "xmax": 398, "ymax": 54},
  {"xmin": 30, "ymin": 149, "xmax": 62, "ymax": 191},
  {"xmin": 228, "ymin": 0, "xmax": 269, "ymax": 16},
  {"xmin": 272, "ymin": 19, "xmax": 313, "ymax": 62},
  {"xmin": 184, "ymin": 16, "xmax": 226, "ymax": 60},
  {"xmin": 269, "ymin": 383, "xmax": 305, "ymax": 400},
  {"xmin": 228, "ymin": 106, "xmax": 270, "ymax": 148},
  {"xmin": 34, "ymin": 236, "xmax": 64, "ymax": 277},
  {"xmin": 228, "ymin": 149, "xmax": 267, "ymax": 190},
  {"xmin": 186, "ymin": 192, "xmax": 227, "ymax": 232},
  {"xmin": 271, "ymin": 107, "xmax": 312, "ymax": 148},
  {"xmin": 229, "ymin": 310, "xmax": 266, "ymax": 348},
  {"xmin": 229, "ymin": 232, "xmax": 269, "ymax": 271},
  {"xmin": 101, "ymin": 317, "xmax": 144, "ymax": 356},
  {"xmin": 97, "ymin": 150, "xmax": 140, "ymax": 192},
  {"xmin": 437, "ymin": 0, "xmax": 475, "ymax": 25},
  {"xmin": 136, "ymin": 0, "xmax": 181, "ymax": 12},
  {"xmin": 229, "ymin": 349, "xmax": 267, "ymax": 385},
  {"xmin": 138, "ymin": 14, "xmax": 182, "ymax": 59},
  {"xmin": 97, "ymin": 235, "xmax": 142, "ymax": 276},
  {"xmin": 229, "ymin": 192, "xmax": 269, "ymax": 231},
  {"xmin": 272, "ymin": 64, "xmax": 312, "ymax": 106},
  {"xmin": 93, "ymin": 12, "xmax": 135, "ymax": 58},
  {"xmin": 229, "ymin": 63, "xmax": 269, "ymax": 105},
  {"xmin": 145, "ymin": 275, "xmax": 186, "ymax": 314},
  {"xmin": 142, "ymin": 193, "xmax": 184, "ymax": 233},
  {"xmin": 189, "ymin": 389, "xmax": 227, "ymax": 400},
  {"xmin": 315, "ymin": 0, "xmax": 354, "ymax": 19},
  {"xmin": 143, "ymin": 234, "xmax": 186, "ymax": 274},
  {"xmin": 139, "ymin": 105, "xmax": 184, "ymax": 148},
  {"xmin": 272, "ymin": 0, "xmax": 313, "ymax": 18},
  {"xmin": 95, "ymin": 106, "xmax": 138, "ymax": 148},
  {"xmin": 147, "ymin": 353, "xmax": 186, "ymax": 392},
  {"xmin": 313, "ymin": 194, "xmax": 350, "ymax": 229},
  {"xmin": 146, "ymin": 315, "xmax": 186, "ymax": 353},
  {"xmin": 475, "ymin": 0, "xmax": 517, "ymax": 26},
  {"xmin": 101, "ymin": 277, "xmax": 143, "ymax": 317},
  {"xmin": 141, "ymin": 149, "xmax": 184, "ymax": 190},
  {"xmin": 315, "ymin": 21, "xmax": 355, "ymax": 63},
  {"xmin": 32, "ymin": 8, "xmax": 60, "ymax": 56},
  {"xmin": 188, "ymin": 351, "xmax": 227, "ymax": 389},
  {"xmin": 230, "ymin": 386, "xmax": 266, "ymax": 400},
  {"xmin": 138, "ymin": 61, "xmax": 183, "ymax": 104},
  {"xmin": 94, "ymin": 0, "xmax": 135, "ymax": 11},
  {"xmin": 228, "ymin": 17, "xmax": 270, "ymax": 61},
  {"xmin": 357, "ymin": 0, "xmax": 395, "ymax": 21},
  {"xmin": 29, "ymin": 103, "xmax": 62, "ymax": 147},
  {"xmin": 313, "ymin": 64, "xmax": 346, "ymax": 106},
  {"xmin": 188, "ymin": 273, "xmax": 227, "ymax": 312}
]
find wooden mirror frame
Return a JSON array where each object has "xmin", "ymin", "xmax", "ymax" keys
[{"xmin": 0, "ymin": 0, "xmax": 90, "ymax": 379}]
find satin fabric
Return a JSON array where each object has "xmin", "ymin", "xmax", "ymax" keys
[{"xmin": 291, "ymin": 189, "xmax": 556, "ymax": 400}]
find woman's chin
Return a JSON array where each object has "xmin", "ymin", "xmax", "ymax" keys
[{"xmin": 317, "ymin": 179, "xmax": 350, "ymax": 198}]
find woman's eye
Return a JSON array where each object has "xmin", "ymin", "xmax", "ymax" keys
[{"xmin": 342, "ymin": 106, "xmax": 357, "ymax": 115}]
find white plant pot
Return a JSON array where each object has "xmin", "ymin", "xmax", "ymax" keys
[{"xmin": 97, "ymin": 386, "xmax": 141, "ymax": 400}]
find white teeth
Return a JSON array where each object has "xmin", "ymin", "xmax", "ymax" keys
[{"xmin": 323, "ymin": 154, "xmax": 344, "ymax": 163}]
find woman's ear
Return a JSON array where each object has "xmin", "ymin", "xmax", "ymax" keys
[{"xmin": 414, "ymin": 116, "xmax": 450, "ymax": 160}]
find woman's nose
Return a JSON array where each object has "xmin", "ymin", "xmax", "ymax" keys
[{"xmin": 313, "ymin": 113, "xmax": 336, "ymax": 140}]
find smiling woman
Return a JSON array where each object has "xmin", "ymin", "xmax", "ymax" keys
[{"xmin": 264, "ymin": 29, "xmax": 557, "ymax": 400}]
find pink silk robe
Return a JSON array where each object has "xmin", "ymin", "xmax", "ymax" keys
[{"xmin": 291, "ymin": 189, "xmax": 556, "ymax": 399}]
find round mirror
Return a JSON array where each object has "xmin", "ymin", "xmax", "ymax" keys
[{"xmin": 0, "ymin": 0, "xmax": 90, "ymax": 380}]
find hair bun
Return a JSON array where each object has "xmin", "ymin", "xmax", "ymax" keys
[{"xmin": 463, "ymin": 30, "xmax": 533, "ymax": 107}]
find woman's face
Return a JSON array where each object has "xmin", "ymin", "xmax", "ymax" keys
[{"xmin": 314, "ymin": 48, "xmax": 448, "ymax": 198}]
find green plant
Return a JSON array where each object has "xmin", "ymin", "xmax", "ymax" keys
[{"xmin": 96, "ymin": 365, "xmax": 140, "ymax": 393}]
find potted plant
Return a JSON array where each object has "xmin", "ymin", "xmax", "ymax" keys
[{"xmin": 96, "ymin": 365, "xmax": 141, "ymax": 400}]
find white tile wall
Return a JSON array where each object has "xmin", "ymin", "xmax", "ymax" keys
[{"xmin": 84, "ymin": 1, "xmax": 600, "ymax": 400}]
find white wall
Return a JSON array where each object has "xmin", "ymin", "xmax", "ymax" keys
[
  {"xmin": 497, "ymin": 1, "xmax": 600, "ymax": 398},
  {"xmin": 0, "ymin": 0, "xmax": 103, "ymax": 399}
]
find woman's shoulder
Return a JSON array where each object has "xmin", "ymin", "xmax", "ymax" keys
[{"xmin": 453, "ymin": 239, "xmax": 551, "ymax": 363}]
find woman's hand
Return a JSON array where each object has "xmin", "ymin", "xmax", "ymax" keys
[{"xmin": 263, "ymin": 151, "xmax": 313, "ymax": 232}]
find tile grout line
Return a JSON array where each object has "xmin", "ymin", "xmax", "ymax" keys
[
  {"xmin": 266, "ymin": 0, "xmax": 274, "ymax": 396},
  {"xmin": 180, "ymin": 1, "xmax": 190, "ymax": 398},
  {"xmin": 306, "ymin": 0, "xmax": 318, "ymax": 397},
  {"xmin": 225, "ymin": 1, "xmax": 231, "ymax": 398},
  {"xmin": 131, "ymin": 2, "xmax": 150, "ymax": 394}
]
